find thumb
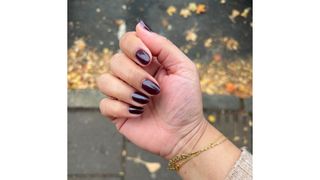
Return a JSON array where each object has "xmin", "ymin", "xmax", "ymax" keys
[{"xmin": 135, "ymin": 20, "xmax": 193, "ymax": 73}]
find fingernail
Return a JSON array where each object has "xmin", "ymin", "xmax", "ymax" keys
[
  {"xmin": 136, "ymin": 49, "xmax": 151, "ymax": 65},
  {"xmin": 132, "ymin": 92, "xmax": 149, "ymax": 104},
  {"xmin": 129, "ymin": 105, "xmax": 144, "ymax": 114},
  {"xmin": 142, "ymin": 79, "xmax": 160, "ymax": 95},
  {"xmin": 139, "ymin": 20, "xmax": 152, "ymax": 32}
]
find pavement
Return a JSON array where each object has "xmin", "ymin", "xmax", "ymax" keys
[{"xmin": 68, "ymin": 90, "xmax": 252, "ymax": 180}]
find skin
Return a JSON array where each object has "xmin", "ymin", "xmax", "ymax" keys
[{"xmin": 97, "ymin": 22, "xmax": 241, "ymax": 180}]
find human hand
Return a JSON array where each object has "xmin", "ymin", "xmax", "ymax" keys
[{"xmin": 97, "ymin": 21, "xmax": 209, "ymax": 159}]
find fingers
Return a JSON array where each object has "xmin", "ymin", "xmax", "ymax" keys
[
  {"xmin": 110, "ymin": 52, "xmax": 160, "ymax": 96},
  {"xmin": 135, "ymin": 20, "xmax": 194, "ymax": 73},
  {"xmin": 119, "ymin": 31, "xmax": 152, "ymax": 66},
  {"xmin": 97, "ymin": 73, "xmax": 149, "ymax": 107},
  {"xmin": 99, "ymin": 98, "xmax": 144, "ymax": 118}
]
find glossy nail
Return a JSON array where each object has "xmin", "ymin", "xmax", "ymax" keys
[
  {"xmin": 139, "ymin": 20, "xmax": 152, "ymax": 32},
  {"xmin": 129, "ymin": 106, "xmax": 144, "ymax": 114},
  {"xmin": 142, "ymin": 79, "xmax": 160, "ymax": 95},
  {"xmin": 132, "ymin": 92, "xmax": 149, "ymax": 104},
  {"xmin": 136, "ymin": 49, "xmax": 151, "ymax": 65}
]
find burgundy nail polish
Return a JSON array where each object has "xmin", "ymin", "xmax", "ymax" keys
[
  {"xmin": 129, "ymin": 106, "xmax": 144, "ymax": 114},
  {"xmin": 132, "ymin": 92, "xmax": 149, "ymax": 104},
  {"xmin": 139, "ymin": 20, "xmax": 152, "ymax": 32},
  {"xmin": 142, "ymin": 79, "xmax": 160, "ymax": 95},
  {"xmin": 136, "ymin": 49, "xmax": 150, "ymax": 65}
]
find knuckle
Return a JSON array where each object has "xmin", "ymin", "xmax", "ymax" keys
[
  {"xmin": 99, "ymin": 99, "xmax": 109, "ymax": 116},
  {"xmin": 119, "ymin": 31, "xmax": 135, "ymax": 46},
  {"xmin": 110, "ymin": 53, "xmax": 123, "ymax": 71}
]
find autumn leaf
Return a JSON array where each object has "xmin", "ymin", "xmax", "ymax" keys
[
  {"xmin": 180, "ymin": 8, "xmax": 191, "ymax": 18},
  {"xmin": 185, "ymin": 30, "xmax": 197, "ymax": 42},
  {"xmin": 213, "ymin": 53, "xmax": 222, "ymax": 62},
  {"xmin": 166, "ymin": 6, "xmax": 177, "ymax": 16},
  {"xmin": 188, "ymin": 3, "xmax": 197, "ymax": 12},
  {"xmin": 225, "ymin": 82, "xmax": 236, "ymax": 93},
  {"xmin": 196, "ymin": 4, "xmax": 206, "ymax": 14},
  {"xmin": 208, "ymin": 115, "xmax": 216, "ymax": 123},
  {"xmin": 229, "ymin": 9, "xmax": 240, "ymax": 22},
  {"xmin": 204, "ymin": 38, "xmax": 213, "ymax": 48},
  {"xmin": 241, "ymin": 7, "xmax": 251, "ymax": 18}
]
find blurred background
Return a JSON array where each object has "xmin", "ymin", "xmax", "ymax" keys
[{"xmin": 68, "ymin": 0, "xmax": 252, "ymax": 179}]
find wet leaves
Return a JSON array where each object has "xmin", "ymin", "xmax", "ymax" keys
[
  {"xmin": 68, "ymin": 39, "xmax": 113, "ymax": 89},
  {"xmin": 198, "ymin": 58, "xmax": 252, "ymax": 98},
  {"xmin": 167, "ymin": 3, "xmax": 207, "ymax": 18}
]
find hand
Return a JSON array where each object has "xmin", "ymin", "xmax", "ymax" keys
[{"xmin": 97, "ymin": 21, "xmax": 208, "ymax": 159}]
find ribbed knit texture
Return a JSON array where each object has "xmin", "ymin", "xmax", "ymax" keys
[{"xmin": 225, "ymin": 147, "xmax": 252, "ymax": 180}]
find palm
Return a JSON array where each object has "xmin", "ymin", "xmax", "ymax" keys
[{"xmin": 116, "ymin": 66, "xmax": 204, "ymax": 157}]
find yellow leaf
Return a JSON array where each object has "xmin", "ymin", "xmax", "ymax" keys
[
  {"xmin": 166, "ymin": 6, "xmax": 177, "ymax": 16},
  {"xmin": 204, "ymin": 38, "xmax": 213, "ymax": 48},
  {"xmin": 188, "ymin": 3, "xmax": 197, "ymax": 12},
  {"xmin": 229, "ymin": 9, "xmax": 240, "ymax": 22},
  {"xmin": 180, "ymin": 8, "xmax": 191, "ymax": 18},
  {"xmin": 241, "ymin": 7, "xmax": 251, "ymax": 18},
  {"xmin": 208, "ymin": 115, "xmax": 216, "ymax": 123},
  {"xmin": 185, "ymin": 30, "xmax": 197, "ymax": 42}
]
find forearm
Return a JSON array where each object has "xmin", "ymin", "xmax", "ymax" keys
[{"xmin": 176, "ymin": 117, "xmax": 241, "ymax": 180}]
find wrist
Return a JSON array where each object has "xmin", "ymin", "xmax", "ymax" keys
[
  {"xmin": 175, "ymin": 120, "xmax": 241, "ymax": 180},
  {"xmin": 165, "ymin": 116, "xmax": 220, "ymax": 159}
]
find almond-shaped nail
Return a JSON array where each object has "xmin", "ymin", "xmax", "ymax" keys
[
  {"xmin": 139, "ymin": 20, "xmax": 152, "ymax": 32},
  {"xmin": 129, "ymin": 106, "xmax": 144, "ymax": 114},
  {"xmin": 132, "ymin": 92, "xmax": 149, "ymax": 104},
  {"xmin": 142, "ymin": 79, "xmax": 160, "ymax": 95},
  {"xmin": 136, "ymin": 49, "xmax": 150, "ymax": 65}
]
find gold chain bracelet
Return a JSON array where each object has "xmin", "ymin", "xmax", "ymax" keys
[{"xmin": 168, "ymin": 136, "xmax": 227, "ymax": 171}]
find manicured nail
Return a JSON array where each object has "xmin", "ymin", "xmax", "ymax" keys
[
  {"xmin": 136, "ymin": 49, "xmax": 151, "ymax": 65},
  {"xmin": 132, "ymin": 92, "xmax": 149, "ymax": 104},
  {"xmin": 142, "ymin": 79, "xmax": 160, "ymax": 95},
  {"xmin": 139, "ymin": 20, "xmax": 152, "ymax": 32},
  {"xmin": 129, "ymin": 105, "xmax": 144, "ymax": 114}
]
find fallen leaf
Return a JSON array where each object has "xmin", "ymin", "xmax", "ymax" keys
[
  {"xmin": 180, "ymin": 8, "xmax": 191, "ymax": 18},
  {"xmin": 225, "ymin": 82, "xmax": 236, "ymax": 93},
  {"xmin": 74, "ymin": 39, "xmax": 86, "ymax": 52},
  {"xmin": 229, "ymin": 9, "xmax": 240, "ymax": 22},
  {"xmin": 196, "ymin": 4, "xmax": 206, "ymax": 14},
  {"xmin": 241, "ymin": 7, "xmax": 251, "ymax": 18},
  {"xmin": 204, "ymin": 38, "xmax": 213, "ymax": 48},
  {"xmin": 188, "ymin": 3, "xmax": 197, "ymax": 12},
  {"xmin": 145, "ymin": 162, "xmax": 161, "ymax": 173},
  {"xmin": 222, "ymin": 37, "xmax": 239, "ymax": 51},
  {"xmin": 166, "ymin": 5, "xmax": 177, "ymax": 16},
  {"xmin": 185, "ymin": 30, "xmax": 197, "ymax": 42},
  {"xmin": 213, "ymin": 53, "xmax": 222, "ymax": 62},
  {"xmin": 208, "ymin": 115, "xmax": 216, "ymax": 123},
  {"xmin": 233, "ymin": 136, "xmax": 240, "ymax": 142}
]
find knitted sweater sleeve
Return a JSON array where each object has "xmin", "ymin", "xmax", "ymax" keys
[{"xmin": 225, "ymin": 147, "xmax": 252, "ymax": 180}]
